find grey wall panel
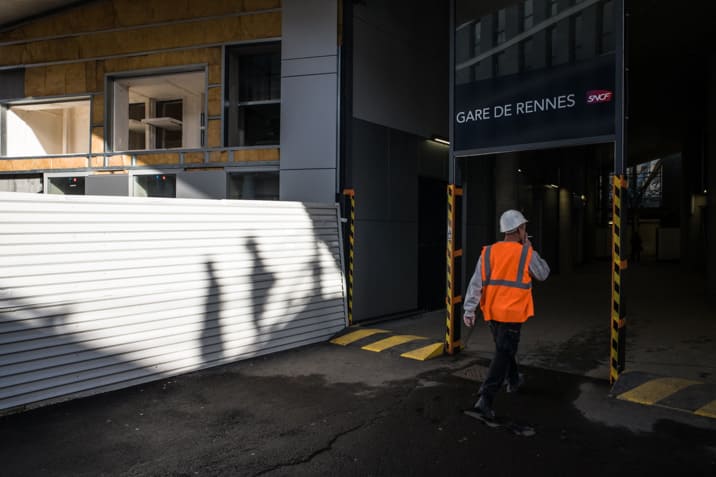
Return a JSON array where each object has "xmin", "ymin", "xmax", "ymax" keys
[
  {"xmin": 353, "ymin": 0, "xmax": 449, "ymax": 138},
  {"xmin": 389, "ymin": 129, "xmax": 419, "ymax": 222},
  {"xmin": 352, "ymin": 119, "xmax": 390, "ymax": 221},
  {"xmin": 282, "ymin": 0, "xmax": 337, "ymax": 60},
  {"xmin": 282, "ymin": 57, "xmax": 337, "ymax": 77},
  {"xmin": 280, "ymin": 169, "xmax": 336, "ymax": 204},
  {"xmin": 417, "ymin": 140, "xmax": 449, "ymax": 181},
  {"xmin": 0, "ymin": 192, "xmax": 346, "ymax": 414},
  {"xmin": 351, "ymin": 119, "xmax": 430, "ymax": 321},
  {"xmin": 177, "ymin": 171, "xmax": 227, "ymax": 199},
  {"xmin": 352, "ymin": 221, "xmax": 417, "ymax": 320},
  {"xmin": 280, "ymin": 0, "xmax": 339, "ymax": 204},
  {"xmin": 85, "ymin": 175, "xmax": 129, "ymax": 196},
  {"xmin": 280, "ymin": 73, "xmax": 338, "ymax": 171}
]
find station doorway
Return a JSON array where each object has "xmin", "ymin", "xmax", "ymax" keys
[{"xmin": 458, "ymin": 143, "xmax": 715, "ymax": 383}]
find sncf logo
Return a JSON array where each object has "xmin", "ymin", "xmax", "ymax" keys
[{"xmin": 586, "ymin": 90, "xmax": 613, "ymax": 104}]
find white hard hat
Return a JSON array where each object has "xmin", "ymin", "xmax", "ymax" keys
[{"xmin": 499, "ymin": 209, "xmax": 528, "ymax": 233}]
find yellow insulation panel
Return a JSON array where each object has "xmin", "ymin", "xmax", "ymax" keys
[
  {"xmin": 24, "ymin": 63, "xmax": 91, "ymax": 97},
  {"xmin": 208, "ymin": 87, "xmax": 223, "ymax": 117},
  {"xmin": 0, "ymin": 0, "xmax": 281, "ymax": 43},
  {"xmin": 207, "ymin": 120, "xmax": 222, "ymax": 148},
  {"xmin": 135, "ymin": 153, "xmax": 181, "ymax": 166},
  {"xmin": 91, "ymin": 127, "xmax": 105, "ymax": 154},
  {"xmin": 209, "ymin": 151, "xmax": 230, "ymax": 163},
  {"xmin": 51, "ymin": 157, "xmax": 91, "ymax": 169},
  {"xmin": 1, "ymin": 13, "xmax": 281, "ymax": 67},
  {"xmin": 0, "ymin": 157, "xmax": 89, "ymax": 172},
  {"xmin": 233, "ymin": 148, "xmax": 280, "ymax": 163},
  {"xmin": 209, "ymin": 63, "xmax": 222, "ymax": 86},
  {"xmin": 184, "ymin": 152, "xmax": 206, "ymax": 164},
  {"xmin": 107, "ymin": 155, "xmax": 133, "ymax": 167},
  {"xmin": 92, "ymin": 95, "xmax": 105, "ymax": 125}
]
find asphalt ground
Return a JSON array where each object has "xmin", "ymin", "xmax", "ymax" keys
[{"xmin": 2, "ymin": 342, "xmax": 716, "ymax": 477}]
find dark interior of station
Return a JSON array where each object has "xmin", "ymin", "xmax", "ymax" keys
[{"xmin": 453, "ymin": 1, "xmax": 715, "ymax": 381}]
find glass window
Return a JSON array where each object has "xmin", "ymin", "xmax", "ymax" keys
[
  {"xmin": 133, "ymin": 174, "xmax": 176, "ymax": 198},
  {"xmin": 0, "ymin": 174, "xmax": 43, "ymax": 193},
  {"xmin": 495, "ymin": 9, "xmax": 507, "ymax": 45},
  {"xmin": 631, "ymin": 159, "xmax": 663, "ymax": 208},
  {"xmin": 600, "ymin": 0, "xmax": 615, "ymax": 54},
  {"xmin": 1, "ymin": 99, "xmax": 90, "ymax": 157},
  {"xmin": 547, "ymin": 23, "xmax": 570, "ymax": 67},
  {"xmin": 155, "ymin": 100, "xmax": 183, "ymax": 149},
  {"xmin": 48, "ymin": 176, "xmax": 85, "ymax": 195},
  {"xmin": 456, "ymin": 0, "xmax": 615, "ymax": 81},
  {"xmin": 473, "ymin": 20, "xmax": 482, "ymax": 55},
  {"xmin": 573, "ymin": 13, "xmax": 585, "ymax": 61},
  {"xmin": 227, "ymin": 171, "xmax": 279, "ymax": 200},
  {"xmin": 549, "ymin": 0, "xmax": 559, "ymax": 16},
  {"xmin": 521, "ymin": 38, "xmax": 536, "ymax": 71},
  {"xmin": 494, "ymin": 51, "xmax": 508, "ymax": 76},
  {"xmin": 522, "ymin": 0, "xmax": 534, "ymax": 31},
  {"xmin": 225, "ymin": 43, "xmax": 281, "ymax": 147},
  {"xmin": 110, "ymin": 70, "xmax": 205, "ymax": 152}
]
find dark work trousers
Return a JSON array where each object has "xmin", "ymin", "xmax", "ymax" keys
[{"xmin": 478, "ymin": 321, "xmax": 522, "ymax": 407}]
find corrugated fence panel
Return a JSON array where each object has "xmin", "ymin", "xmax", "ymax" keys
[{"xmin": 0, "ymin": 192, "xmax": 347, "ymax": 414}]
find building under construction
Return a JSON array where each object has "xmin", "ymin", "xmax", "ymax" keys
[{"xmin": 1, "ymin": 0, "xmax": 715, "ymax": 411}]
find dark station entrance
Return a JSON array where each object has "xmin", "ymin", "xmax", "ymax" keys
[{"xmin": 448, "ymin": 0, "xmax": 716, "ymax": 383}]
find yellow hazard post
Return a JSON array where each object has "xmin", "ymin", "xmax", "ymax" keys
[
  {"xmin": 610, "ymin": 175, "xmax": 628, "ymax": 383},
  {"xmin": 445, "ymin": 184, "xmax": 464, "ymax": 355},
  {"xmin": 342, "ymin": 189, "xmax": 356, "ymax": 325}
]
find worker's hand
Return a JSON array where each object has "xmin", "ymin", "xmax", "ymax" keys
[{"xmin": 463, "ymin": 313, "xmax": 476, "ymax": 327}]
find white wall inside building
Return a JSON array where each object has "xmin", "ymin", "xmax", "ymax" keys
[{"xmin": 4, "ymin": 100, "xmax": 89, "ymax": 156}]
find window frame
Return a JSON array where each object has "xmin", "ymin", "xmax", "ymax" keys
[
  {"xmin": 1, "ymin": 95, "xmax": 92, "ymax": 158},
  {"xmin": 223, "ymin": 41, "xmax": 282, "ymax": 148},
  {"xmin": 106, "ymin": 66, "xmax": 208, "ymax": 153},
  {"xmin": 129, "ymin": 169, "xmax": 178, "ymax": 198},
  {"xmin": 44, "ymin": 171, "xmax": 90, "ymax": 195},
  {"xmin": 225, "ymin": 164, "xmax": 280, "ymax": 201}
]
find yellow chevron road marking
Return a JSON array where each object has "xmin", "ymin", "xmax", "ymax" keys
[
  {"xmin": 695, "ymin": 400, "xmax": 716, "ymax": 419},
  {"xmin": 400, "ymin": 342, "xmax": 444, "ymax": 361},
  {"xmin": 617, "ymin": 377, "xmax": 701, "ymax": 405},
  {"xmin": 362, "ymin": 335, "xmax": 425, "ymax": 352},
  {"xmin": 330, "ymin": 329, "xmax": 389, "ymax": 346}
]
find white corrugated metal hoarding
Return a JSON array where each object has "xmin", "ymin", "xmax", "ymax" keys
[{"xmin": 0, "ymin": 192, "xmax": 347, "ymax": 414}]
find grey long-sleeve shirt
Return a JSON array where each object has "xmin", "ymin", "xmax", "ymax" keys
[{"xmin": 463, "ymin": 243, "xmax": 550, "ymax": 318}]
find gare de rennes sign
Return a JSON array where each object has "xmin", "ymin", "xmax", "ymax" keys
[{"xmin": 453, "ymin": 55, "xmax": 616, "ymax": 152}]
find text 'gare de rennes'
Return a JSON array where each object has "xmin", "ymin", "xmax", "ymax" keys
[{"xmin": 455, "ymin": 90, "xmax": 612, "ymax": 124}]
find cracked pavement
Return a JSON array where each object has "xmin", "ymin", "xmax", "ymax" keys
[{"xmin": 2, "ymin": 342, "xmax": 715, "ymax": 476}]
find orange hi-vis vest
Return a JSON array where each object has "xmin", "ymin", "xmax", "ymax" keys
[{"xmin": 479, "ymin": 241, "xmax": 534, "ymax": 323}]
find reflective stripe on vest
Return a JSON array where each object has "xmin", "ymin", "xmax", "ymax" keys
[
  {"xmin": 483, "ymin": 243, "xmax": 532, "ymax": 290},
  {"xmin": 480, "ymin": 242, "xmax": 535, "ymax": 323}
]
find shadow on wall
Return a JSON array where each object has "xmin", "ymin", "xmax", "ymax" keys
[
  {"xmin": 0, "ymin": 293, "xmax": 140, "ymax": 415},
  {"xmin": 200, "ymin": 260, "xmax": 225, "ymax": 365},
  {"xmin": 246, "ymin": 236, "xmax": 276, "ymax": 335},
  {"xmin": 0, "ymin": 204, "xmax": 346, "ymax": 415},
  {"xmin": 244, "ymin": 230, "xmax": 334, "ymax": 342}
]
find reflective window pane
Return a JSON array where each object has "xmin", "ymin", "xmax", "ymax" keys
[{"xmin": 455, "ymin": 0, "xmax": 616, "ymax": 84}]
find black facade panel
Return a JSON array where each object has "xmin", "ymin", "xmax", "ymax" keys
[{"xmin": 0, "ymin": 69, "xmax": 24, "ymax": 100}]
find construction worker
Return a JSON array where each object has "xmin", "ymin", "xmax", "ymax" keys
[{"xmin": 463, "ymin": 209, "xmax": 550, "ymax": 420}]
